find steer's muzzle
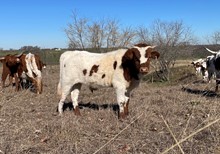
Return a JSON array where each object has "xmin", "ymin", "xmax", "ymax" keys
[{"xmin": 140, "ymin": 67, "xmax": 149, "ymax": 74}]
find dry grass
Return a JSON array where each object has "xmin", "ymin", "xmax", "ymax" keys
[{"xmin": 0, "ymin": 65, "xmax": 220, "ymax": 154}]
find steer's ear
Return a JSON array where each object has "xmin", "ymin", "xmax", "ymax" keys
[{"xmin": 150, "ymin": 51, "xmax": 160, "ymax": 59}]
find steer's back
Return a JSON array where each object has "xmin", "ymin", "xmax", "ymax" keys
[{"xmin": 59, "ymin": 50, "xmax": 126, "ymax": 88}]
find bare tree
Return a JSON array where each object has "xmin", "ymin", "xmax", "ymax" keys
[
  {"xmin": 136, "ymin": 26, "xmax": 151, "ymax": 44},
  {"xmin": 65, "ymin": 12, "xmax": 88, "ymax": 49},
  {"xmin": 65, "ymin": 14, "xmax": 136, "ymax": 51},
  {"xmin": 88, "ymin": 20, "xmax": 106, "ymax": 49},
  {"xmin": 118, "ymin": 27, "xmax": 136, "ymax": 47},
  {"xmin": 105, "ymin": 19, "xmax": 119, "ymax": 49},
  {"xmin": 208, "ymin": 31, "xmax": 220, "ymax": 44},
  {"xmin": 150, "ymin": 19, "xmax": 195, "ymax": 81}
]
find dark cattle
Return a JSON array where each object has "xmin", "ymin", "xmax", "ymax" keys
[
  {"xmin": 205, "ymin": 47, "xmax": 220, "ymax": 92},
  {"xmin": 0, "ymin": 53, "xmax": 23, "ymax": 91}
]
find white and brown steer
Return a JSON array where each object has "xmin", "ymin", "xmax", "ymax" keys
[
  {"xmin": 57, "ymin": 43, "xmax": 160, "ymax": 119},
  {"xmin": 18, "ymin": 53, "xmax": 44, "ymax": 94}
]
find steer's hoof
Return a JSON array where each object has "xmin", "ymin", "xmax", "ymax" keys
[
  {"xmin": 74, "ymin": 106, "xmax": 81, "ymax": 116},
  {"xmin": 124, "ymin": 106, "xmax": 129, "ymax": 116},
  {"xmin": 58, "ymin": 113, "xmax": 63, "ymax": 117},
  {"xmin": 118, "ymin": 112, "xmax": 127, "ymax": 120}
]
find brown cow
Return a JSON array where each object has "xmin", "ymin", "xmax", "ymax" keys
[{"xmin": 0, "ymin": 53, "xmax": 23, "ymax": 91}]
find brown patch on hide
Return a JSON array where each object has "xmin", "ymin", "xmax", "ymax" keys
[
  {"xmin": 145, "ymin": 47, "xmax": 153, "ymax": 58},
  {"xmin": 83, "ymin": 69, "xmax": 87, "ymax": 76},
  {"xmin": 121, "ymin": 48, "xmax": 141, "ymax": 82},
  {"xmin": 34, "ymin": 54, "xmax": 44, "ymax": 71},
  {"xmin": 89, "ymin": 65, "xmax": 99, "ymax": 76},
  {"xmin": 113, "ymin": 61, "xmax": 117, "ymax": 70},
  {"xmin": 102, "ymin": 74, "xmax": 106, "ymax": 78},
  {"xmin": 140, "ymin": 48, "xmax": 160, "ymax": 74},
  {"xmin": 150, "ymin": 51, "xmax": 160, "ymax": 59},
  {"xmin": 140, "ymin": 48, "xmax": 153, "ymax": 72}
]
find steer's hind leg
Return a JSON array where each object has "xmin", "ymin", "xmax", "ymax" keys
[
  {"xmin": 58, "ymin": 93, "xmax": 68, "ymax": 115},
  {"xmin": 70, "ymin": 83, "xmax": 82, "ymax": 116},
  {"xmin": 58, "ymin": 85, "xmax": 72, "ymax": 115}
]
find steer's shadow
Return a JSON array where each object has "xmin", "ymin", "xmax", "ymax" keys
[
  {"xmin": 181, "ymin": 87, "xmax": 220, "ymax": 98},
  {"xmin": 63, "ymin": 101, "xmax": 119, "ymax": 113}
]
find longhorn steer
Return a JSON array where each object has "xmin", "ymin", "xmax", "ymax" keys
[
  {"xmin": 18, "ymin": 53, "xmax": 44, "ymax": 94},
  {"xmin": 205, "ymin": 47, "xmax": 220, "ymax": 91},
  {"xmin": 57, "ymin": 43, "xmax": 160, "ymax": 119},
  {"xmin": 0, "ymin": 53, "xmax": 23, "ymax": 91}
]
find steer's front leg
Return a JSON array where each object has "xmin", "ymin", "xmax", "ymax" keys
[{"xmin": 116, "ymin": 88, "xmax": 129, "ymax": 119}]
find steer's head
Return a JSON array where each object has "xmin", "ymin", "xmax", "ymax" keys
[
  {"xmin": 122, "ymin": 43, "xmax": 160, "ymax": 81},
  {"xmin": 0, "ymin": 53, "xmax": 23, "ymax": 68}
]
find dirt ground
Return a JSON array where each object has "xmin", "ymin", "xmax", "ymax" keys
[{"xmin": 0, "ymin": 65, "xmax": 219, "ymax": 154}]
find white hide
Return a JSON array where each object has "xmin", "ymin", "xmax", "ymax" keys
[
  {"xmin": 192, "ymin": 58, "xmax": 204, "ymax": 74},
  {"xmin": 25, "ymin": 53, "xmax": 42, "ymax": 79},
  {"xmin": 23, "ymin": 53, "xmax": 43, "ymax": 94}
]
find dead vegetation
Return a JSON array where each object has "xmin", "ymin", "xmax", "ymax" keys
[{"xmin": 0, "ymin": 65, "xmax": 220, "ymax": 154}]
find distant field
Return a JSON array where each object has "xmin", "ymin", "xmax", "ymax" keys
[
  {"xmin": 0, "ymin": 64, "xmax": 219, "ymax": 153},
  {"xmin": 1, "ymin": 44, "xmax": 219, "ymax": 66}
]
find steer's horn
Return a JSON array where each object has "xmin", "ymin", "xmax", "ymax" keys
[
  {"xmin": 151, "ymin": 45, "xmax": 157, "ymax": 48},
  {"xmin": 15, "ymin": 52, "xmax": 24, "ymax": 58},
  {"xmin": 0, "ymin": 57, "xmax": 5, "ymax": 60},
  {"xmin": 205, "ymin": 47, "xmax": 218, "ymax": 54},
  {"xmin": 15, "ymin": 52, "xmax": 24, "ymax": 57},
  {"xmin": 0, "ymin": 56, "xmax": 5, "ymax": 62}
]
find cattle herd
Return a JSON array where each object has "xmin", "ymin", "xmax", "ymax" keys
[
  {"xmin": 191, "ymin": 47, "xmax": 220, "ymax": 92},
  {"xmin": 1, "ymin": 44, "xmax": 219, "ymax": 119},
  {"xmin": 0, "ymin": 52, "xmax": 45, "ymax": 94}
]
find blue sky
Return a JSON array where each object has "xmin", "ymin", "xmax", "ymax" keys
[{"xmin": 0, "ymin": 0, "xmax": 219, "ymax": 50}]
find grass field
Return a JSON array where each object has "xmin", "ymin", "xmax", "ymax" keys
[{"xmin": 0, "ymin": 63, "xmax": 219, "ymax": 154}]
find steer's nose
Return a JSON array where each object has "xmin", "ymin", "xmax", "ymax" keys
[{"xmin": 140, "ymin": 67, "xmax": 149, "ymax": 73}]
